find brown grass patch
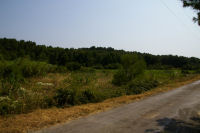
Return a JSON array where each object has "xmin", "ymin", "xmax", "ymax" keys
[
  {"xmin": 1, "ymin": 75, "xmax": 200, "ymax": 133},
  {"xmin": 24, "ymin": 73, "xmax": 71, "ymax": 90}
]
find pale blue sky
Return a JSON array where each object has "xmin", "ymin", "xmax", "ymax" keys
[{"xmin": 0, "ymin": 0, "xmax": 200, "ymax": 57}]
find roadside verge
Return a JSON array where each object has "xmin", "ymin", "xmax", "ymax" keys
[{"xmin": 1, "ymin": 75, "xmax": 200, "ymax": 133}]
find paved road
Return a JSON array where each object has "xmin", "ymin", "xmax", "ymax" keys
[{"xmin": 35, "ymin": 81, "xmax": 200, "ymax": 133}]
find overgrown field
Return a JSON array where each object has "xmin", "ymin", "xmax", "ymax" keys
[
  {"xmin": 1, "ymin": 38, "xmax": 200, "ymax": 133},
  {"xmin": 0, "ymin": 64, "xmax": 193, "ymax": 115},
  {"xmin": 1, "ymin": 38, "xmax": 200, "ymax": 118},
  {"xmin": 1, "ymin": 74, "xmax": 200, "ymax": 133}
]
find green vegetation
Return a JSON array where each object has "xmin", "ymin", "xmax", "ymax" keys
[
  {"xmin": 0, "ymin": 68, "xmax": 192, "ymax": 115},
  {"xmin": 181, "ymin": 0, "xmax": 200, "ymax": 25},
  {"xmin": 0, "ymin": 38, "xmax": 200, "ymax": 115},
  {"xmin": 1, "ymin": 38, "xmax": 200, "ymax": 70},
  {"xmin": 112, "ymin": 54, "xmax": 146, "ymax": 86}
]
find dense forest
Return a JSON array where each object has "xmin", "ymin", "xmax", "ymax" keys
[{"xmin": 0, "ymin": 38, "xmax": 200, "ymax": 70}]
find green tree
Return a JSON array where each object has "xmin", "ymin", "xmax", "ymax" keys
[
  {"xmin": 112, "ymin": 54, "xmax": 146, "ymax": 86},
  {"xmin": 181, "ymin": 0, "xmax": 200, "ymax": 25}
]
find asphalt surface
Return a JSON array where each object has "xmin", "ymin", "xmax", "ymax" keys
[{"xmin": 35, "ymin": 80, "xmax": 200, "ymax": 133}]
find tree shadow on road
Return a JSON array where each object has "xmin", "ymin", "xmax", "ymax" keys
[{"xmin": 145, "ymin": 117, "xmax": 200, "ymax": 133}]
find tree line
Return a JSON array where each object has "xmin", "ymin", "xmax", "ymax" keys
[{"xmin": 0, "ymin": 38, "xmax": 200, "ymax": 70}]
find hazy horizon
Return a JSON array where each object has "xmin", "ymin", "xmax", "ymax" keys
[{"xmin": 1, "ymin": 0, "xmax": 200, "ymax": 58}]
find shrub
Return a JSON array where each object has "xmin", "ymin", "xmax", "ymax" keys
[
  {"xmin": 43, "ymin": 96, "xmax": 55, "ymax": 108},
  {"xmin": 81, "ymin": 67, "xmax": 95, "ymax": 73},
  {"xmin": 66, "ymin": 62, "xmax": 81, "ymax": 71},
  {"xmin": 0, "ymin": 61, "xmax": 23, "ymax": 82},
  {"xmin": 0, "ymin": 97, "xmax": 12, "ymax": 115},
  {"xmin": 0, "ymin": 54, "xmax": 4, "ymax": 61},
  {"xmin": 19, "ymin": 58, "xmax": 55, "ymax": 77},
  {"xmin": 195, "ymin": 69, "xmax": 200, "ymax": 74},
  {"xmin": 54, "ymin": 88, "xmax": 79, "ymax": 107},
  {"xmin": 0, "ymin": 61, "xmax": 22, "ymax": 97},
  {"xmin": 181, "ymin": 70, "xmax": 190, "ymax": 75},
  {"xmin": 0, "ymin": 58, "xmax": 57, "ymax": 80},
  {"xmin": 112, "ymin": 69, "xmax": 129, "ymax": 86},
  {"xmin": 126, "ymin": 79, "xmax": 159, "ymax": 95},
  {"xmin": 104, "ymin": 63, "xmax": 121, "ymax": 69},
  {"xmin": 0, "ymin": 96, "xmax": 23, "ymax": 115},
  {"xmin": 110, "ymin": 89, "xmax": 125, "ymax": 98},
  {"xmin": 112, "ymin": 54, "xmax": 146, "ymax": 86},
  {"xmin": 79, "ymin": 89, "xmax": 104, "ymax": 104},
  {"xmin": 93, "ymin": 65, "xmax": 103, "ymax": 69},
  {"xmin": 0, "ymin": 58, "xmax": 58, "ymax": 98},
  {"xmin": 54, "ymin": 88, "xmax": 105, "ymax": 107},
  {"xmin": 55, "ymin": 66, "xmax": 68, "ymax": 73}
]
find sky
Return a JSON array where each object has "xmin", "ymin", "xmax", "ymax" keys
[{"xmin": 0, "ymin": 0, "xmax": 200, "ymax": 58}]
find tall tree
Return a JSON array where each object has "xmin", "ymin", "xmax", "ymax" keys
[{"xmin": 181, "ymin": 0, "xmax": 200, "ymax": 25}]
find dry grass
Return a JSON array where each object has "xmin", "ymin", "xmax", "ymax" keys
[
  {"xmin": 24, "ymin": 73, "xmax": 71, "ymax": 89},
  {"xmin": 1, "ymin": 75, "xmax": 200, "ymax": 133}
]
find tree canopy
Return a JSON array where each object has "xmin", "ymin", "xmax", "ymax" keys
[
  {"xmin": 0, "ymin": 38, "xmax": 200, "ymax": 70},
  {"xmin": 181, "ymin": 0, "xmax": 200, "ymax": 25}
]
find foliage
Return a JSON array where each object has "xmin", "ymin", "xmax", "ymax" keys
[
  {"xmin": 0, "ymin": 69, "xmax": 191, "ymax": 116},
  {"xmin": 104, "ymin": 63, "xmax": 121, "ymax": 69},
  {"xmin": 112, "ymin": 54, "xmax": 146, "ymax": 86},
  {"xmin": 195, "ymin": 69, "xmax": 200, "ymax": 74},
  {"xmin": 181, "ymin": 69, "xmax": 191, "ymax": 75},
  {"xmin": 79, "ymin": 89, "xmax": 104, "ymax": 104},
  {"xmin": 0, "ymin": 38, "xmax": 200, "ymax": 70},
  {"xmin": 181, "ymin": 0, "xmax": 200, "ymax": 25},
  {"xmin": 126, "ymin": 79, "xmax": 159, "ymax": 95},
  {"xmin": 0, "ymin": 38, "xmax": 199, "ymax": 115},
  {"xmin": 0, "ymin": 96, "xmax": 23, "ymax": 115},
  {"xmin": 66, "ymin": 62, "xmax": 81, "ymax": 71},
  {"xmin": 112, "ymin": 69, "xmax": 130, "ymax": 86},
  {"xmin": 54, "ymin": 88, "xmax": 79, "ymax": 107},
  {"xmin": 19, "ymin": 58, "xmax": 56, "ymax": 77},
  {"xmin": 55, "ymin": 66, "xmax": 68, "ymax": 73},
  {"xmin": 0, "ymin": 58, "xmax": 67, "ymax": 114},
  {"xmin": 0, "ymin": 61, "xmax": 22, "ymax": 97},
  {"xmin": 54, "ymin": 88, "xmax": 104, "ymax": 107},
  {"xmin": 0, "ymin": 58, "xmax": 66, "ymax": 81}
]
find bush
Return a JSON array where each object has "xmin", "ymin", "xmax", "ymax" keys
[
  {"xmin": 0, "ymin": 96, "xmax": 23, "ymax": 115},
  {"xmin": 81, "ymin": 67, "xmax": 95, "ymax": 73},
  {"xmin": 19, "ymin": 58, "xmax": 56, "ymax": 77},
  {"xmin": 0, "ymin": 61, "xmax": 23, "ymax": 82},
  {"xmin": 104, "ymin": 63, "xmax": 121, "ymax": 69},
  {"xmin": 195, "ymin": 69, "xmax": 200, "ymax": 74},
  {"xmin": 55, "ymin": 66, "xmax": 68, "ymax": 73},
  {"xmin": 54, "ymin": 88, "xmax": 105, "ymax": 107},
  {"xmin": 112, "ymin": 54, "xmax": 146, "ymax": 86},
  {"xmin": 54, "ymin": 88, "xmax": 79, "ymax": 107},
  {"xmin": 110, "ymin": 89, "xmax": 125, "ymax": 98},
  {"xmin": 0, "ymin": 58, "xmax": 58, "ymax": 98},
  {"xmin": 43, "ymin": 96, "xmax": 55, "ymax": 108},
  {"xmin": 0, "ymin": 97, "xmax": 12, "ymax": 115},
  {"xmin": 79, "ymin": 89, "xmax": 104, "ymax": 104},
  {"xmin": 181, "ymin": 70, "xmax": 190, "ymax": 75},
  {"xmin": 0, "ymin": 61, "xmax": 22, "ymax": 97},
  {"xmin": 112, "ymin": 69, "xmax": 129, "ymax": 86},
  {"xmin": 93, "ymin": 65, "xmax": 103, "ymax": 69},
  {"xmin": 126, "ymin": 79, "xmax": 159, "ymax": 95},
  {"xmin": 66, "ymin": 62, "xmax": 81, "ymax": 71},
  {"xmin": 0, "ymin": 58, "xmax": 57, "ymax": 80}
]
